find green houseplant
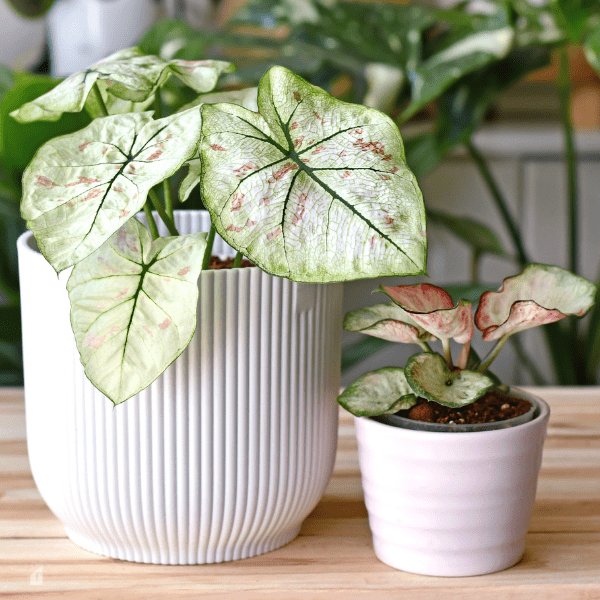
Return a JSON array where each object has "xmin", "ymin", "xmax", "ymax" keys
[
  {"xmin": 337, "ymin": 263, "xmax": 596, "ymax": 576},
  {"xmin": 14, "ymin": 47, "xmax": 427, "ymax": 563},
  {"xmin": 199, "ymin": 0, "xmax": 600, "ymax": 385}
]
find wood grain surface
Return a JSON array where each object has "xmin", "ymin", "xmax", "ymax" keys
[{"xmin": 1, "ymin": 387, "xmax": 599, "ymax": 599}]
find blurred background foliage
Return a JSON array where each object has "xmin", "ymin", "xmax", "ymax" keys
[{"xmin": 2, "ymin": 0, "xmax": 600, "ymax": 385}]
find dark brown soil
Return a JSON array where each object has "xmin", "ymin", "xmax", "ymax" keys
[
  {"xmin": 398, "ymin": 389, "xmax": 532, "ymax": 425},
  {"xmin": 208, "ymin": 256, "xmax": 254, "ymax": 270}
]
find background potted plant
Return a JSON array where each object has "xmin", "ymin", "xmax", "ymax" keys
[
  {"xmin": 13, "ymin": 47, "xmax": 427, "ymax": 563},
  {"xmin": 170, "ymin": 0, "xmax": 600, "ymax": 386},
  {"xmin": 337, "ymin": 263, "xmax": 596, "ymax": 576}
]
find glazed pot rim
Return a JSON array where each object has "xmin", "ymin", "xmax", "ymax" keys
[{"xmin": 358, "ymin": 387, "xmax": 550, "ymax": 438}]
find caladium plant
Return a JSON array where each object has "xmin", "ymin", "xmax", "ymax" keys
[
  {"xmin": 338, "ymin": 263, "xmax": 596, "ymax": 416},
  {"xmin": 13, "ymin": 48, "xmax": 427, "ymax": 405}
]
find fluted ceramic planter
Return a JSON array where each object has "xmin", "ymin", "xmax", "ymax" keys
[
  {"xmin": 354, "ymin": 388, "xmax": 550, "ymax": 577},
  {"xmin": 18, "ymin": 211, "xmax": 343, "ymax": 564}
]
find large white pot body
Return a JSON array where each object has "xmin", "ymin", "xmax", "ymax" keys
[
  {"xmin": 354, "ymin": 389, "xmax": 550, "ymax": 577},
  {"xmin": 18, "ymin": 211, "xmax": 343, "ymax": 564}
]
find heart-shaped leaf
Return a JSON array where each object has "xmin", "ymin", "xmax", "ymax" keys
[
  {"xmin": 405, "ymin": 352, "xmax": 495, "ymax": 408},
  {"xmin": 21, "ymin": 108, "xmax": 201, "ymax": 273},
  {"xmin": 475, "ymin": 263, "xmax": 597, "ymax": 341},
  {"xmin": 336, "ymin": 367, "xmax": 417, "ymax": 417},
  {"xmin": 379, "ymin": 283, "xmax": 474, "ymax": 343},
  {"xmin": 67, "ymin": 218, "xmax": 207, "ymax": 405},
  {"xmin": 199, "ymin": 66, "xmax": 427, "ymax": 282},
  {"xmin": 343, "ymin": 302, "xmax": 433, "ymax": 344},
  {"xmin": 178, "ymin": 88, "xmax": 259, "ymax": 203},
  {"xmin": 10, "ymin": 47, "xmax": 232, "ymax": 122}
]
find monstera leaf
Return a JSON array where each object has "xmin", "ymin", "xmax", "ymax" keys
[
  {"xmin": 21, "ymin": 108, "xmax": 202, "ymax": 273},
  {"xmin": 199, "ymin": 66, "xmax": 427, "ymax": 282},
  {"xmin": 343, "ymin": 302, "xmax": 433, "ymax": 344},
  {"xmin": 10, "ymin": 47, "xmax": 232, "ymax": 123},
  {"xmin": 475, "ymin": 263, "xmax": 597, "ymax": 341},
  {"xmin": 405, "ymin": 352, "xmax": 495, "ymax": 408},
  {"xmin": 379, "ymin": 283, "xmax": 474, "ymax": 343},
  {"xmin": 68, "ymin": 218, "xmax": 206, "ymax": 405},
  {"xmin": 337, "ymin": 367, "xmax": 417, "ymax": 417}
]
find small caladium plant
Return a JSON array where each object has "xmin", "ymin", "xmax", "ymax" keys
[
  {"xmin": 15, "ymin": 51, "xmax": 427, "ymax": 405},
  {"xmin": 10, "ymin": 47, "xmax": 233, "ymax": 122},
  {"xmin": 338, "ymin": 264, "xmax": 596, "ymax": 416}
]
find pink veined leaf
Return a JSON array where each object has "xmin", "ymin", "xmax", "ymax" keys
[
  {"xmin": 343, "ymin": 303, "xmax": 434, "ymax": 344},
  {"xmin": 475, "ymin": 263, "xmax": 597, "ymax": 341},
  {"xmin": 378, "ymin": 283, "xmax": 474, "ymax": 343}
]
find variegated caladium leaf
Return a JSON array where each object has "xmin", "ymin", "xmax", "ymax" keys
[
  {"xmin": 21, "ymin": 108, "xmax": 201, "ymax": 273},
  {"xmin": 178, "ymin": 88, "xmax": 259, "ymax": 203},
  {"xmin": 475, "ymin": 263, "xmax": 597, "ymax": 341},
  {"xmin": 10, "ymin": 47, "xmax": 232, "ymax": 122},
  {"xmin": 379, "ymin": 283, "xmax": 474, "ymax": 343},
  {"xmin": 67, "ymin": 218, "xmax": 207, "ymax": 405},
  {"xmin": 199, "ymin": 66, "xmax": 427, "ymax": 283},
  {"xmin": 405, "ymin": 352, "xmax": 495, "ymax": 408},
  {"xmin": 343, "ymin": 303, "xmax": 433, "ymax": 344},
  {"xmin": 336, "ymin": 367, "xmax": 417, "ymax": 417}
]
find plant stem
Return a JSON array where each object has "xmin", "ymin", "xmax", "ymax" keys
[
  {"xmin": 478, "ymin": 334, "xmax": 510, "ymax": 373},
  {"xmin": 202, "ymin": 225, "xmax": 216, "ymax": 271},
  {"xmin": 471, "ymin": 249, "xmax": 481, "ymax": 283},
  {"xmin": 558, "ymin": 46, "xmax": 579, "ymax": 277},
  {"xmin": 148, "ymin": 189, "xmax": 179, "ymax": 236},
  {"xmin": 153, "ymin": 90, "xmax": 162, "ymax": 120},
  {"xmin": 163, "ymin": 180, "xmax": 174, "ymax": 221},
  {"xmin": 442, "ymin": 338, "xmax": 453, "ymax": 368},
  {"xmin": 90, "ymin": 82, "xmax": 109, "ymax": 118},
  {"xmin": 154, "ymin": 91, "xmax": 175, "ymax": 221},
  {"xmin": 232, "ymin": 251, "xmax": 244, "ymax": 268},
  {"xmin": 457, "ymin": 341, "xmax": 470, "ymax": 370},
  {"xmin": 418, "ymin": 340, "xmax": 432, "ymax": 352},
  {"xmin": 143, "ymin": 203, "xmax": 159, "ymax": 240},
  {"xmin": 467, "ymin": 140, "xmax": 529, "ymax": 267},
  {"xmin": 558, "ymin": 46, "xmax": 581, "ymax": 360}
]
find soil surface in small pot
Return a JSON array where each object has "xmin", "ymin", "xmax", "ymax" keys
[
  {"xmin": 208, "ymin": 256, "xmax": 254, "ymax": 269},
  {"xmin": 397, "ymin": 390, "xmax": 532, "ymax": 425}
]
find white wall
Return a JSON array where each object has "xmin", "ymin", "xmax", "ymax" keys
[{"xmin": 0, "ymin": 1, "xmax": 46, "ymax": 70}]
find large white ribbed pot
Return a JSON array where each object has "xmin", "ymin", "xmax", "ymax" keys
[
  {"xmin": 18, "ymin": 210, "xmax": 343, "ymax": 564},
  {"xmin": 354, "ymin": 389, "xmax": 550, "ymax": 577}
]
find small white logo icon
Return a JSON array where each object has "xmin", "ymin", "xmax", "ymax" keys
[{"xmin": 30, "ymin": 565, "xmax": 44, "ymax": 586}]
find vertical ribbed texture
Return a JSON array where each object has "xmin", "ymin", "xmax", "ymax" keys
[
  {"xmin": 17, "ymin": 211, "xmax": 343, "ymax": 564},
  {"xmin": 354, "ymin": 391, "xmax": 550, "ymax": 577}
]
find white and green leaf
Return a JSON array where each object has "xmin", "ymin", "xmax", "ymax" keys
[
  {"xmin": 405, "ymin": 352, "xmax": 495, "ymax": 408},
  {"xmin": 200, "ymin": 66, "xmax": 427, "ymax": 283},
  {"xmin": 343, "ymin": 302, "xmax": 433, "ymax": 344},
  {"xmin": 179, "ymin": 87, "xmax": 259, "ymax": 113},
  {"xmin": 21, "ymin": 108, "xmax": 201, "ymax": 273},
  {"xmin": 178, "ymin": 88, "xmax": 259, "ymax": 203},
  {"xmin": 67, "ymin": 218, "xmax": 207, "ymax": 405},
  {"xmin": 10, "ymin": 47, "xmax": 232, "ymax": 122},
  {"xmin": 337, "ymin": 367, "xmax": 418, "ymax": 417},
  {"xmin": 475, "ymin": 263, "xmax": 597, "ymax": 341}
]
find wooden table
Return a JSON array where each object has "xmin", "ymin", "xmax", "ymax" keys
[{"xmin": 1, "ymin": 387, "xmax": 599, "ymax": 598}]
